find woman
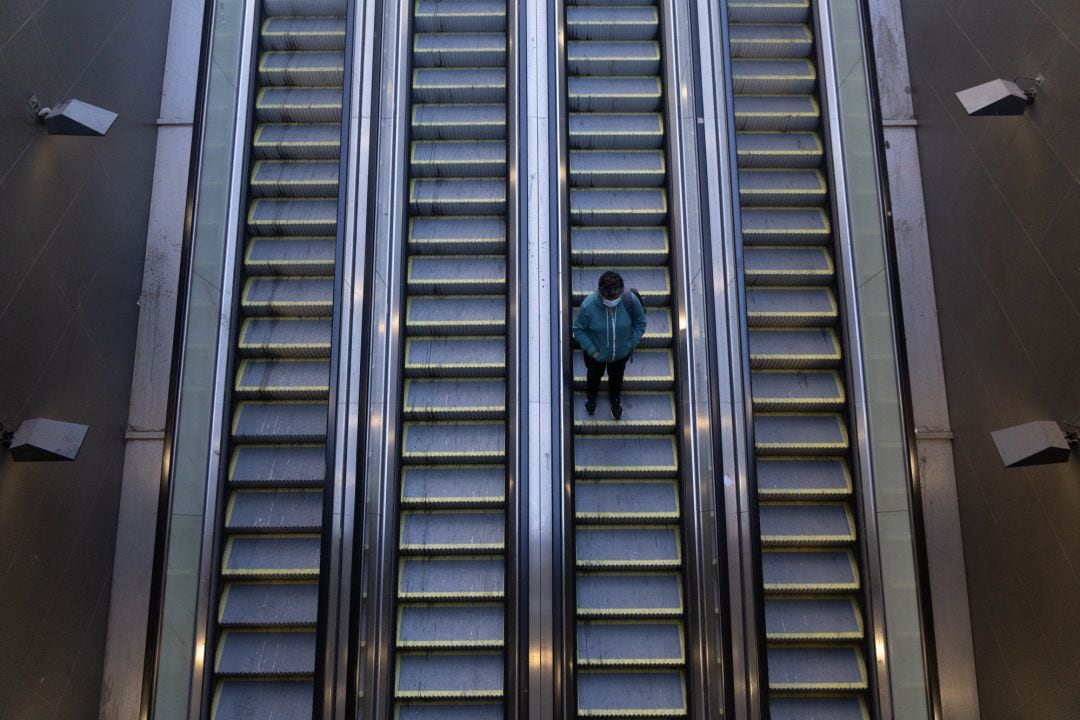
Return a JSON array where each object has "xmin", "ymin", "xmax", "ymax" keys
[{"xmin": 572, "ymin": 271, "xmax": 647, "ymax": 420}]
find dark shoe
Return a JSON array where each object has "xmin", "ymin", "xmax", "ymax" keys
[
  {"xmin": 585, "ymin": 397, "xmax": 597, "ymax": 416},
  {"xmin": 610, "ymin": 399, "xmax": 623, "ymax": 421}
]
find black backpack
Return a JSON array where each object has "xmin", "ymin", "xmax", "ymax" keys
[{"xmin": 621, "ymin": 288, "xmax": 645, "ymax": 361}]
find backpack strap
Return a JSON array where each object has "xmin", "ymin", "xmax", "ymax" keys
[{"xmin": 621, "ymin": 289, "xmax": 634, "ymax": 317}]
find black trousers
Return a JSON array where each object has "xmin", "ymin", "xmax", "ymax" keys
[{"xmin": 583, "ymin": 353, "xmax": 628, "ymax": 403}]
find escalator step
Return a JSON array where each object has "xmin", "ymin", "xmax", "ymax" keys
[
  {"xmin": 767, "ymin": 645, "xmax": 867, "ymax": 690},
  {"xmin": 732, "ymin": 59, "xmax": 816, "ymax": 94},
  {"xmin": 413, "ymin": 32, "xmax": 507, "ymax": 67},
  {"xmin": 730, "ymin": 22, "xmax": 813, "ymax": 58},
  {"xmin": 263, "ymin": 0, "xmax": 347, "ymax": 15},
  {"xmin": 400, "ymin": 510, "xmax": 505, "ymax": 553},
  {"xmin": 261, "ymin": 17, "xmax": 346, "ymax": 52},
  {"xmin": 577, "ymin": 621, "xmax": 684, "ymax": 667},
  {"xmin": 575, "ymin": 480, "xmax": 680, "ymax": 523},
  {"xmin": 250, "ymin": 160, "xmax": 339, "ymax": 198},
  {"xmin": 570, "ymin": 149, "xmax": 666, "ymax": 187},
  {"xmin": 402, "ymin": 421, "xmax": 506, "ymax": 463},
  {"xmin": 256, "ymin": 87, "xmax": 342, "ymax": 123},
  {"xmin": 572, "ymin": 349, "xmax": 675, "ymax": 391},
  {"xmin": 410, "ymin": 178, "xmax": 506, "ymax": 215},
  {"xmin": 213, "ymin": 680, "xmax": 314, "ymax": 720},
  {"xmin": 741, "ymin": 206, "xmax": 830, "ymax": 244},
  {"xmin": 750, "ymin": 370, "xmax": 844, "ymax": 410},
  {"xmin": 398, "ymin": 604, "xmax": 504, "ymax": 648},
  {"xmin": 757, "ymin": 457, "xmax": 852, "ymax": 498},
  {"xmin": 259, "ymin": 51, "xmax": 344, "ymax": 86},
  {"xmin": 407, "ymin": 254, "xmax": 506, "ymax": 294},
  {"xmin": 571, "ymin": 264, "xmax": 669, "ymax": 304},
  {"xmin": 577, "ymin": 572, "xmax": 683, "ymax": 617},
  {"xmin": 409, "ymin": 216, "xmax": 506, "ymax": 253},
  {"xmin": 566, "ymin": 6, "xmax": 659, "ymax": 42},
  {"xmin": 412, "ymin": 68, "xmax": 507, "ymax": 103},
  {"xmin": 759, "ymin": 502, "xmax": 856, "ymax": 546},
  {"xmin": 576, "ymin": 526, "xmax": 681, "ymax": 569},
  {"xmin": 571, "ymin": 226, "xmax": 668, "ymax": 265},
  {"xmin": 570, "ymin": 187, "xmax": 667, "ymax": 225},
  {"xmin": 568, "ymin": 76, "xmax": 663, "ymax": 112},
  {"xmin": 398, "ymin": 556, "xmax": 505, "ymax": 600},
  {"xmin": 762, "ymin": 549, "xmax": 860, "ymax": 592},
  {"xmin": 401, "ymin": 465, "xmax": 506, "ymax": 507},
  {"xmin": 396, "ymin": 705, "xmax": 503, "ymax": 720},
  {"xmin": 411, "ymin": 104, "xmax": 507, "ymax": 140},
  {"xmin": 253, "ymin": 123, "xmax": 340, "ymax": 160},
  {"xmin": 568, "ymin": 41, "xmax": 661, "ymax": 76},
  {"xmin": 739, "ymin": 169, "xmax": 827, "ymax": 206},
  {"xmin": 754, "ymin": 413, "xmax": 848, "ymax": 454},
  {"xmin": 245, "ymin": 237, "xmax": 336, "ymax": 275},
  {"xmin": 746, "ymin": 286, "xmax": 837, "ymax": 326},
  {"xmin": 749, "ymin": 328, "xmax": 841, "ymax": 368},
  {"xmin": 769, "ymin": 696, "xmax": 869, "ymax": 720},
  {"xmin": 414, "ymin": 0, "xmax": 507, "ymax": 34},
  {"xmin": 395, "ymin": 652, "xmax": 504, "ymax": 698},
  {"xmin": 574, "ymin": 435, "xmax": 678, "ymax": 478},
  {"xmin": 232, "ymin": 402, "xmax": 328, "ymax": 443},
  {"xmin": 406, "ymin": 295, "xmax": 506, "ymax": 335},
  {"xmin": 215, "ymin": 630, "xmax": 315, "ymax": 676},
  {"xmin": 226, "ymin": 489, "xmax": 323, "ymax": 532},
  {"xmin": 734, "ymin": 95, "xmax": 819, "ymax": 131},
  {"xmin": 229, "ymin": 445, "xmax": 326, "ymax": 488},
  {"xmin": 569, "ymin": 112, "xmax": 664, "ymax": 149},
  {"xmin": 765, "ymin": 597, "xmax": 863, "ymax": 640},
  {"xmin": 248, "ymin": 198, "xmax": 337, "ymax": 235},
  {"xmin": 574, "ymin": 391, "xmax": 676, "ymax": 434},
  {"xmin": 744, "ymin": 246, "xmax": 833, "ymax": 285},
  {"xmin": 728, "ymin": 0, "xmax": 810, "ymax": 25},
  {"xmin": 736, "ymin": 131, "xmax": 822, "ymax": 168},
  {"xmin": 239, "ymin": 318, "xmax": 332, "ymax": 358},
  {"xmin": 404, "ymin": 337, "xmax": 506, "ymax": 377},
  {"xmin": 404, "ymin": 379, "xmax": 506, "ymax": 420},
  {"xmin": 410, "ymin": 140, "xmax": 506, "ymax": 177},
  {"xmin": 219, "ymin": 582, "xmax": 319, "ymax": 627},
  {"xmin": 235, "ymin": 359, "xmax": 330, "ymax": 399},
  {"xmin": 242, "ymin": 277, "xmax": 334, "ymax": 316},
  {"xmin": 576, "ymin": 670, "xmax": 687, "ymax": 717},
  {"xmin": 222, "ymin": 535, "xmax": 321, "ymax": 579}
]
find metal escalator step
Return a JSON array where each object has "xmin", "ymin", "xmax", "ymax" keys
[
  {"xmin": 404, "ymin": 379, "xmax": 506, "ymax": 420},
  {"xmin": 576, "ymin": 526, "xmax": 681, "ymax": 569},
  {"xmin": 396, "ymin": 704, "xmax": 503, "ymax": 720},
  {"xmin": 755, "ymin": 413, "xmax": 848, "ymax": 454},
  {"xmin": 759, "ymin": 502, "xmax": 856, "ymax": 546},
  {"xmin": 762, "ymin": 549, "xmax": 859, "ymax": 592},
  {"xmin": 746, "ymin": 286, "xmax": 837, "ymax": 326},
  {"xmin": 765, "ymin": 597, "xmax": 863, "ymax": 640},
  {"xmin": 568, "ymin": 76, "xmax": 662, "ymax": 112},
  {"xmin": 250, "ymin": 160, "xmax": 339, "ymax": 198},
  {"xmin": 407, "ymin": 254, "xmax": 506, "ymax": 293},
  {"xmin": 728, "ymin": 0, "xmax": 809, "ymax": 24},
  {"xmin": 405, "ymin": 337, "xmax": 506, "ymax": 376},
  {"xmin": 398, "ymin": 604, "xmax": 504, "ymax": 648},
  {"xmin": 574, "ymin": 391, "xmax": 675, "ymax": 433},
  {"xmin": 256, "ymin": 87, "xmax": 342, "ymax": 123},
  {"xmin": 571, "ymin": 264, "xmax": 669, "ymax": 304},
  {"xmin": 239, "ymin": 318, "xmax": 332, "ymax": 358},
  {"xmin": 410, "ymin": 178, "xmax": 506, "ymax": 214},
  {"xmin": 245, "ymin": 237, "xmax": 336, "ymax": 275},
  {"xmin": 402, "ymin": 421, "xmax": 505, "ymax": 463},
  {"xmin": 236, "ymin": 359, "xmax": 330, "ymax": 399},
  {"xmin": 750, "ymin": 370, "xmax": 844, "ymax": 410},
  {"xmin": 400, "ymin": 510, "xmax": 504, "ymax": 553},
  {"xmin": 569, "ymin": 112, "xmax": 663, "ymax": 149},
  {"xmin": 242, "ymin": 277, "xmax": 334, "ymax": 316},
  {"xmin": 575, "ymin": 480, "xmax": 680, "ymax": 523},
  {"xmin": 744, "ymin": 246, "xmax": 833, "ymax": 285},
  {"xmin": 736, "ymin": 131, "xmax": 822, "ymax": 168},
  {"xmin": 213, "ymin": 680, "xmax": 313, "ymax": 720},
  {"xmin": 566, "ymin": 6, "xmax": 658, "ymax": 42},
  {"xmin": 734, "ymin": 95, "xmax": 819, "ymax": 131},
  {"xmin": 259, "ymin": 51, "xmax": 344, "ymax": 86},
  {"xmin": 412, "ymin": 68, "xmax": 507, "ymax": 103},
  {"xmin": 739, "ymin": 169, "xmax": 827, "ymax": 206},
  {"xmin": 261, "ymin": 17, "xmax": 345, "ymax": 52},
  {"xmin": 399, "ymin": 556, "xmax": 504, "ymax": 600},
  {"xmin": 576, "ymin": 670, "xmax": 687, "ymax": 717},
  {"xmin": 223, "ymin": 535, "xmax": 321, "ymax": 579},
  {"xmin": 411, "ymin": 140, "xmax": 506, "ymax": 177},
  {"xmin": 226, "ymin": 489, "xmax": 323, "ymax": 532},
  {"xmin": 248, "ymin": 198, "xmax": 337, "ymax": 235},
  {"xmin": 570, "ymin": 188, "xmax": 667, "ymax": 225},
  {"xmin": 572, "ymin": 349, "xmax": 675, "ymax": 391},
  {"xmin": 767, "ymin": 645, "xmax": 867, "ymax": 690},
  {"xmin": 577, "ymin": 572, "xmax": 683, "ymax": 617},
  {"xmin": 577, "ymin": 620, "xmax": 684, "ymax": 666},
  {"xmin": 216, "ymin": 630, "xmax": 315, "ymax": 676},
  {"xmin": 732, "ymin": 59, "xmax": 816, "ymax": 94},
  {"xmin": 574, "ymin": 434, "xmax": 678, "ymax": 478},
  {"xmin": 749, "ymin": 328, "xmax": 841, "ymax": 368},
  {"xmin": 415, "ymin": 0, "xmax": 507, "ymax": 33},
  {"xmin": 264, "ymin": 0, "xmax": 346, "ymax": 15},
  {"xmin": 769, "ymin": 695, "xmax": 869, "ymax": 720},
  {"xmin": 571, "ymin": 226, "xmax": 668, "ymax": 265},
  {"xmin": 395, "ymin": 652, "xmax": 503, "ymax": 698},
  {"xmin": 730, "ymin": 23, "xmax": 813, "ymax": 58},
  {"xmin": 758, "ymin": 457, "xmax": 852, "ymax": 498},
  {"xmin": 414, "ymin": 32, "xmax": 507, "ymax": 67},
  {"xmin": 253, "ymin": 124, "xmax": 340, "ymax": 160},
  {"xmin": 219, "ymin": 582, "xmax": 319, "ymax": 627},
  {"xmin": 741, "ymin": 206, "xmax": 830, "ymax": 244},
  {"xmin": 570, "ymin": 150, "xmax": 665, "ymax": 187},
  {"xmin": 402, "ymin": 465, "xmax": 505, "ymax": 507},
  {"xmin": 232, "ymin": 402, "xmax": 328, "ymax": 443},
  {"xmin": 412, "ymin": 104, "xmax": 507, "ymax": 140},
  {"xmin": 568, "ymin": 41, "xmax": 660, "ymax": 76},
  {"xmin": 229, "ymin": 445, "xmax": 326, "ymax": 488},
  {"xmin": 406, "ymin": 295, "xmax": 505, "ymax": 335},
  {"xmin": 410, "ymin": 216, "xmax": 506, "ymax": 253}
]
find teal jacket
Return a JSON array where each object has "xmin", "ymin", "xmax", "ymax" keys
[{"xmin": 573, "ymin": 291, "xmax": 647, "ymax": 362}]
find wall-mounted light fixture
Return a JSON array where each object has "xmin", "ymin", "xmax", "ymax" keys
[
  {"xmin": 0, "ymin": 418, "xmax": 89, "ymax": 462},
  {"xmin": 991, "ymin": 419, "xmax": 1078, "ymax": 468},
  {"xmin": 955, "ymin": 75, "xmax": 1044, "ymax": 117},
  {"xmin": 29, "ymin": 95, "xmax": 117, "ymax": 136}
]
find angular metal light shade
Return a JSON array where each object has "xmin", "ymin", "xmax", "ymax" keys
[
  {"xmin": 991, "ymin": 420, "xmax": 1072, "ymax": 468},
  {"xmin": 43, "ymin": 99, "xmax": 118, "ymax": 136},
  {"xmin": 8, "ymin": 418, "xmax": 89, "ymax": 462},
  {"xmin": 955, "ymin": 79, "xmax": 1029, "ymax": 117}
]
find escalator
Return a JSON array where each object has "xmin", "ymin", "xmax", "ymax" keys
[
  {"xmin": 390, "ymin": 0, "xmax": 511, "ymax": 715},
  {"xmin": 725, "ymin": 0, "xmax": 870, "ymax": 716},
  {"xmin": 209, "ymin": 0, "xmax": 346, "ymax": 715},
  {"xmin": 562, "ymin": 0, "xmax": 689, "ymax": 715}
]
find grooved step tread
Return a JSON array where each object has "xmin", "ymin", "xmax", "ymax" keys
[
  {"xmin": 398, "ymin": 556, "xmax": 505, "ymax": 600},
  {"xmin": 215, "ymin": 630, "xmax": 315, "ymax": 676},
  {"xmin": 410, "ymin": 216, "xmax": 506, "ymax": 253},
  {"xmin": 219, "ymin": 582, "xmax": 319, "ymax": 627},
  {"xmin": 574, "ymin": 391, "xmax": 676, "ymax": 433},
  {"xmin": 226, "ymin": 490, "xmax": 323, "ymax": 532},
  {"xmin": 407, "ymin": 254, "xmax": 506, "ymax": 293},
  {"xmin": 401, "ymin": 465, "xmax": 506, "ymax": 507},
  {"xmin": 402, "ymin": 421, "xmax": 506, "ymax": 462},
  {"xmin": 757, "ymin": 457, "xmax": 852, "ymax": 498},
  {"xmin": 398, "ymin": 604, "xmax": 505, "ymax": 648},
  {"xmin": 762, "ymin": 550, "xmax": 860, "ymax": 592},
  {"xmin": 239, "ymin": 318, "xmax": 332, "ymax": 357},
  {"xmin": 572, "ymin": 349, "xmax": 675, "ymax": 390},
  {"xmin": 404, "ymin": 379, "xmax": 506, "ymax": 420},
  {"xmin": 749, "ymin": 328, "xmax": 842, "ymax": 368},
  {"xmin": 235, "ymin": 359, "xmax": 330, "ymax": 399},
  {"xmin": 764, "ymin": 597, "xmax": 863, "ymax": 640},
  {"xmin": 769, "ymin": 696, "xmax": 870, "ymax": 720},
  {"xmin": 406, "ymin": 295, "xmax": 505, "ymax": 334},
  {"xmin": 571, "ymin": 226, "xmax": 669, "ymax": 264},
  {"xmin": 404, "ymin": 337, "xmax": 506, "ymax": 376},
  {"xmin": 575, "ymin": 480, "xmax": 680, "ymax": 523},
  {"xmin": 245, "ymin": 237, "xmax": 336, "ymax": 275},
  {"xmin": 574, "ymin": 434, "xmax": 679, "ymax": 478},
  {"xmin": 229, "ymin": 445, "xmax": 326, "ymax": 488},
  {"xmin": 213, "ymin": 680, "xmax": 314, "ymax": 720},
  {"xmin": 754, "ymin": 413, "xmax": 848, "ymax": 454},
  {"xmin": 400, "ymin": 510, "xmax": 505, "ymax": 553},
  {"xmin": 577, "ymin": 620, "xmax": 685, "ymax": 666},
  {"xmin": 222, "ymin": 535, "xmax": 320, "ymax": 578},
  {"xmin": 577, "ymin": 572, "xmax": 684, "ymax": 617},
  {"xmin": 232, "ymin": 402, "xmax": 328, "ymax": 443},
  {"xmin": 759, "ymin": 502, "xmax": 856, "ymax": 545},
  {"xmin": 576, "ymin": 525, "xmax": 682, "ymax": 569},
  {"xmin": 767, "ymin": 645, "xmax": 867, "ymax": 690},
  {"xmin": 569, "ymin": 112, "xmax": 664, "ymax": 149},
  {"xmin": 750, "ymin": 370, "xmax": 844, "ymax": 410},
  {"xmin": 576, "ymin": 670, "xmax": 687, "ymax": 716},
  {"xmin": 744, "ymin": 246, "xmax": 834, "ymax": 285},
  {"xmin": 395, "ymin": 652, "xmax": 504, "ymax": 698}
]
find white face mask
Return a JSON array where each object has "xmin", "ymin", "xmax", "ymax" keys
[{"xmin": 602, "ymin": 297, "xmax": 620, "ymax": 308}]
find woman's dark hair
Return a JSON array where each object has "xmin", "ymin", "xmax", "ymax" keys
[{"xmin": 598, "ymin": 271, "xmax": 624, "ymax": 299}]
